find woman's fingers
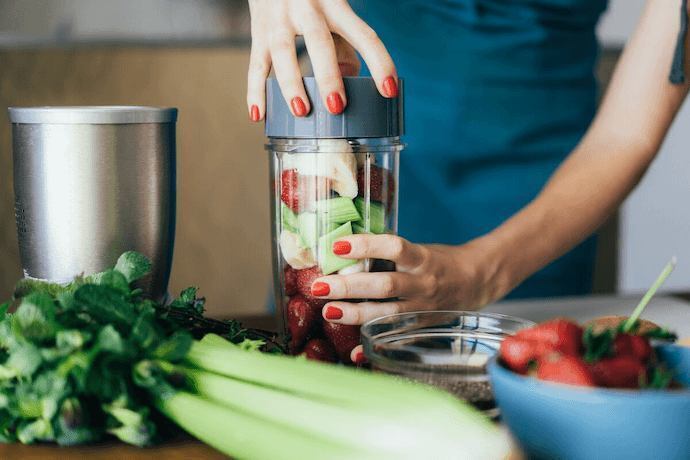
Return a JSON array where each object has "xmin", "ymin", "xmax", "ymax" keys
[
  {"xmin": 325, "ymin": 3, "xmax": 397, "ymax": 98},
  {"xmin": 322, "ymin": 300, "xmax": 430, "ymax": 325},
  {"xmin": 268, "ymin": 21, "xmax": 310, "ymax": 117},
  {"xmin": 299, "ymin": 14, "xmax": 347, "ymax": 114},
  {"xmin": 247, "ymin": 44, "xmax": 271, "ymax": 122},
  {"xmin": 313, "ymin": 271, "xmax": 430, "ymax": 300},
  {"xmin": 331, "ymin": 234, "xmax": 426, "ymax": 269}
]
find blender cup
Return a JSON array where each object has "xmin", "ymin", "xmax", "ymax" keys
[{"xmin": 266, "ymin": 77, "xmax": 404, "ymax": 363}]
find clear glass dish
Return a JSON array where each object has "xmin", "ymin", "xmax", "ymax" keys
[{"xmin": 361, "ymin": 311, "xmax": 535, "ymax": 417}]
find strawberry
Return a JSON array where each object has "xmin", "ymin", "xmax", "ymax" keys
[
  {"xmin": 499, "ymin": 337, "xmax": 534, "ymax": 374},
  {"xmin": 516, "ymin": 319, "xmax": 583, "ymax": 355},
  {"xmin": 628, "ymin": 335, "xmax": 653, "ymax": 362},
  {"xmin": 613, "ymin": 333, "xmax": 652, "ymax": 362},
  {"xmin": 499, "ymin": 337, "xmax": 558, "ymax": 374},
  {"xmin": 590, "ymin": 356, "xmax": 646, "ymax": 388},
  {"xmin": 295, "ymin": 267, "xmax": 323, "ymax": 298},
  {"xmin": 283, "ymin": 265, "xmax": 298, "ymax": 296},
  {"xmin": 613, "ymin": 334, "xmax": 652, "ymax": 362},
  {"xmin": 280, "ymin": 169, "xmax": 331, "ymax": 212},
  {"xmin": 302, "ymin": 338, "xmax": 337, "ymax": 363},
  {"xmin": 357, "ymin": 165, "xmax": 394, "ymax": 203},
  {"xmin": 287, "ymin": 295, "xmax": 322, "ymax": 350},
  {"xmin": 322, "ymin": 322, "xmax": 361, "ymax": 363},
  {"xmin": 536, "ymin": 355, "xmax": 596, "ymax": 387}
]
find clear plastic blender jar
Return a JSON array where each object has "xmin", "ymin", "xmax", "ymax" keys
[{"xmin": 265, "ymin": 77, "xmax": 404, "ymax": 363}]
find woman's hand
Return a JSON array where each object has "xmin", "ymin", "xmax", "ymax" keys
[
  {"xmin": 310, "ymin": 234, "xmax": 508, "ymax": 326},
  {"xmin": 247, "ymin": 0, "xmax": 398, "ymax": 121}
]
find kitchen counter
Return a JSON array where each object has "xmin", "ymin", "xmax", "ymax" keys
[{"xmin": 2, "ymin": 294, "xmax": 688, "ymax": 459}]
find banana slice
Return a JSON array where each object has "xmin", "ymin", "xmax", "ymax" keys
[
  {"xmin": 282, "ymin": 139, "xmax": 358, "ymax": 198},
  {"xmin": 280, "ymin": 230, "xmax": 316, "ymax": 269}
]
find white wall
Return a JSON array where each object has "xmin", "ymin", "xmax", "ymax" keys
[{"xmin": 598, "ymin": 0, "xmax": 690, "ymax": 293}]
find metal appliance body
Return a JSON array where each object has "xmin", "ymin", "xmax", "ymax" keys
[{"xmin": 9, "ymin": 106, "xmax": 177, "ymax": 299}]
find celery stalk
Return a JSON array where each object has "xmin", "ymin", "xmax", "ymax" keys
[
  {"xmin": 185, "ymin": 336, "xmax": 511, "ymax": 459},
  {"xmin": 183, "ymin": 367, "xmax": 428, "ymax": 457},
  {"xmin": 157, "ymin": 392, "xmax": 356, "ymax": 460}
]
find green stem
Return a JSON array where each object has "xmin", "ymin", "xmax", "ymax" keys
[
  {"xmin": 156, "ymin": 392, "xmax": 355, "ymax": 460},
  {"xmin": 623, "ymin": 256, "xmax": 676, "ymax": 332}
]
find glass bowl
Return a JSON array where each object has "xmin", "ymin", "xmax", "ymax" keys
[{"xmin": 361, "ymin": 311, "xmax": 534, "ymax": 417}]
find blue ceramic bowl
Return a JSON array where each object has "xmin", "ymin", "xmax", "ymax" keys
[{"xmin": 488, "ymin": 345, "xmax": 690, "ymax": 460}]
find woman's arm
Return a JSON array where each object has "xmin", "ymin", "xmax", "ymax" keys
[
  {"xmin": 313, "ymin": 0, "xmax": 690, "ymax": 337},
  {"xmin": 486, "ymin": 0, "xmax": 690, "ymax": 297}
]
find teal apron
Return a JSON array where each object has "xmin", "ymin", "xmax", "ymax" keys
[{"xmin": 351, "ymin": 0, "xmax": 609, "ymax": 298}]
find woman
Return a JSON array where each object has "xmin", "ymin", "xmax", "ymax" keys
[{"xmin": 247, "ymin": 0, "xmax": 690, "ymax": 360}]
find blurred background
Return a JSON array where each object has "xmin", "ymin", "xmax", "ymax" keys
[{"xmin": 0, "ymin": 0, "xmax": 687, "ymax": 317}]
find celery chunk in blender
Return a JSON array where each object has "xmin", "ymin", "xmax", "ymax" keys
[
  {"xmin": 281, "ymin": 203, "xmax": 299, "ymax": 232},
  {"xmin": 298, "ymin": 212, "xmax": 339, "ymax": 248},
  {"xmin": 353, "ymin": 198, "xmax": 386, "ymax": 234},
  {"xmin": 315, "ymin": 197, "xmax": 361, "ymax": 224},
  {"xmin": 318, "ymin": 222, "xmax": 358, "ymax": 274}
]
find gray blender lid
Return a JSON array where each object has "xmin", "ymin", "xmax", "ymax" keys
[
  {"xmin": 265, "ymin": 76, "xmax": 404, "ymax": 138},
  {"xmin": 8, "ymin": 106, "xmax": 178, "ymax": 124}
]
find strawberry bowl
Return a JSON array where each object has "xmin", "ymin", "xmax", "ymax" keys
[{"xmin": 488, "ymin": 344, "xmax": 690, "ymax": 460}]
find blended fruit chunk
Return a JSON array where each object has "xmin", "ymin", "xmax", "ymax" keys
[
  {"xmin": 318, "ymin": 222, "xmax": 358, "ymax": 274},
  {"xmin": 353, "ymin": 197, "xmax": 386, "ymax": 234},
  {"xmin": 279, "ymin": 230, "xmax": 316, "ymax": 269},
  {"xmin": 315, "ymin": 197, "xmax": 361, "ymax": 224}
]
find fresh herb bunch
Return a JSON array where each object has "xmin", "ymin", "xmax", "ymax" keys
[{"xmin": 0, "ymin": 252, "xmax": 275, "ymax": 446}]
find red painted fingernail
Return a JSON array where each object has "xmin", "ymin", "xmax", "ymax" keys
[
  {"xmin": 291, "ymin": 97, "xmax": 308, "ymax": 117},
  {"xmin": 354, "ymin": 351, "xmax": 366, "ymax": 364},
  {"xmin": 332, "ymin": 241, "xmax": 351, "ymax": 255},
  {"xmin": 311, "ymin": 281, "xmax": 330, "ymax": 297},
  {"xmin": 324, "ymin": 305, "xmax": 343, "ymax": 320},
  {"xmin": 326, "ymin": 92, "xmax": 344, "ymax": 114},
  {"xmin": 249, "ymin": 104, "xmax": 260, "ymax": 122},
  {"xmin": 382, "ymin": 76, "xmax": 398, "ymax": 98}
]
